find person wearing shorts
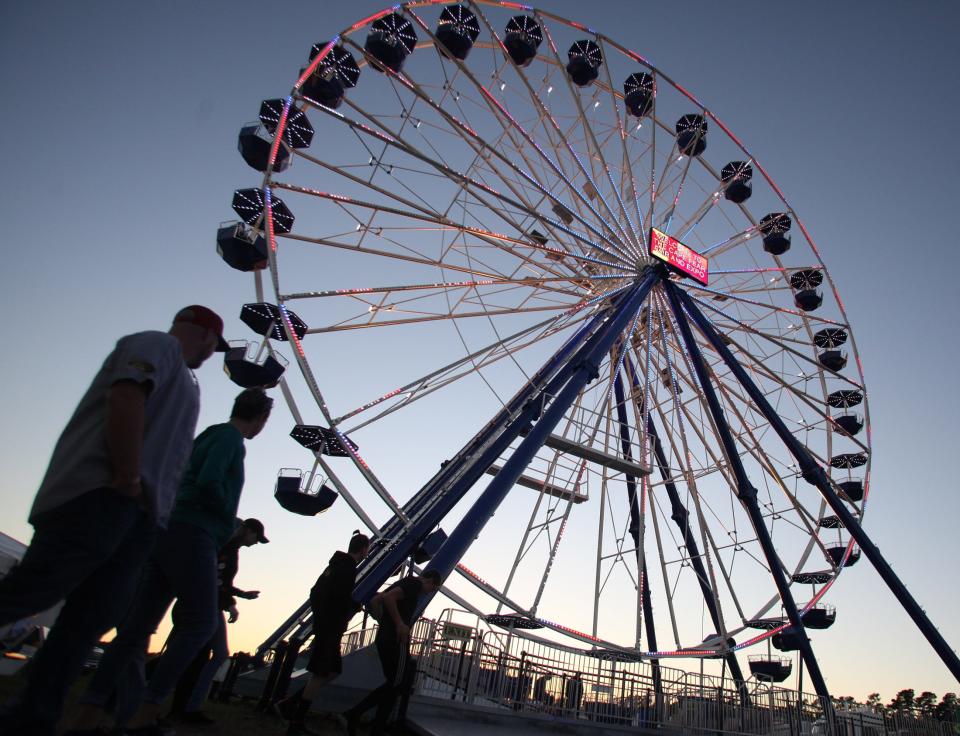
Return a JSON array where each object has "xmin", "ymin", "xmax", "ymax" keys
[{"xmin": 280, "ymin": 531, "xmax": 370, "ymax": 735}]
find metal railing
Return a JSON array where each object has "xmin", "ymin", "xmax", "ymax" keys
[{"xmin": 325, "ymin": 610, "xmax": 956, "ymax": 736}]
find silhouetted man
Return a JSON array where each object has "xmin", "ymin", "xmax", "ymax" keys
[
  {"xmin": 71, "ymin": 388, "xmax": 273, "ymax": 736},
  {"xmin": 345, "ymin": 570, "xmax": 442, "ymax": 736},
  {"xmin": 280, "ymin": 531, "xmax": 371, "ymax": 735},
  {"xmin": 0, "ymin": 305, "xmax": 227, "ymax": 736}
]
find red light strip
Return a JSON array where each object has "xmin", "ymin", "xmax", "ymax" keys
[
  {"xmin": 294, "ymin": 36, "xmax": 339, "ymax": 91},
  {"xmin": 264, "ymin": 186, "xmax": 280, "ymax": 256},
  {"xmin": 278, "ymin": 303, "xmax": 305, "ymax": 359}
]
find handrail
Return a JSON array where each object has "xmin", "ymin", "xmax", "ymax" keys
[{"xmin": 315, "ymin": 616, "xmax": 953, "ymax": 736}]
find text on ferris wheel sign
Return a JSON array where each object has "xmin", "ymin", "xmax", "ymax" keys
[{"xmin": 649, "ymin": 228, "xmax": 709, "ymax": 286}]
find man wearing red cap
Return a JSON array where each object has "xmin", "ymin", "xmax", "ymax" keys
[
  {"xmin": 0, "ymin": 305, "xmax": 228, "ymax": 736},
  {"xmin": 72, "ymin": 388, "xmax": 273, "ymax": 736}
]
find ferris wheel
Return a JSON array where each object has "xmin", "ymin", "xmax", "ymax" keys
[{"xmin": 216, "ymin": 1, "xmax": 960, "ymax": 698}]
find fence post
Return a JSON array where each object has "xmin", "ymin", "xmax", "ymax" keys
[
  {"xmin": 256, "ymin": 640, "xmax": 287, "ymax": 711},
  {"xmin": 514, "ymin": 650, "xmax": 528, "ymax": 711},
  {"xmin": 451, "ymin": 636, "xmax": 469, "ymax": 701},
  {"xmin": 216, "ymin": 652, "xmax": 248, "ymax": 702},
  {"xmin": 463, "ymin": 631, "xmax": 483, "ymax": 703},
  {"xmin": 268, "ymin": 636, "xmax": 304, "ymax": 707}
]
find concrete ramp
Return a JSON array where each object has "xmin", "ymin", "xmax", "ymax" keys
[{"xmin": 405, "ymin": 698, "xmax": 658, "ymax": 736}]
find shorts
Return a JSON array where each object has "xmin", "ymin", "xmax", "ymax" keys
[{"xmin": 307, "ymin": 630, "xmax": 343, "ymax": 676}]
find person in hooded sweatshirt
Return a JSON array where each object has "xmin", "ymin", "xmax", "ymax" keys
[{"xmin": 280, "ymin": 531, "xmax": 371, "ymax": 735}]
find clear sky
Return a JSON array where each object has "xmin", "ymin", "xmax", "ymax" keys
[{"xmin": 1, "ymin": 1, "xmax": 959, "ymax": 703}]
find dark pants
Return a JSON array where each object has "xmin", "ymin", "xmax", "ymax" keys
[
  {"xmin": 347, "ymin": 632, "xmax": 410, "ymax": 734},
  {"xmin": 0, "ymin": 488, "xmax": 156, "ymax": 736},
  {"xmin": 80, "ymin": 519, "xmax": 219, "ymax": 710},
  {"xmin": 180, "ymin": 612, "xmax": 228, "ymax": 713}
]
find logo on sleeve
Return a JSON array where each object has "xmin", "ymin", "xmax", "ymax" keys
[{"xmin": 128, "ymin": 360, "xmax": 156, "ymax": 374}]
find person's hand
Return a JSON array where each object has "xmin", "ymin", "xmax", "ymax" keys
[
  {"xmin": 228, "ymin": 605, "xmax": 240, "ymax": 623},
  {"xmin": 239, "ymin": 590, "xmax": 260, "ymax": 600},
  {"xmin": 110, "ymin": 477, "xmax": 142, "ymax": 499},
  {"xmin": 395, "ymin": 622, "xmax": 410, "ymax": 645}
]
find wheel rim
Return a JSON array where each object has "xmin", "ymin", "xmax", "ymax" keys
[{"xmin": 233, "ymin": 1, "xmax": 870, "ymax": 661}]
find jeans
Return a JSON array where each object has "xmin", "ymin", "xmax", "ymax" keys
[
  {"xmin": 184, "ymin": 611, "xmax": 229, "ymax": 712},
  {"xmin": 0, "ymin": 487, "xmax": 156, "ymax": 736},
  {"xmin": 80, "ymin": 519, "xmax": 219, "ymax": 710}
]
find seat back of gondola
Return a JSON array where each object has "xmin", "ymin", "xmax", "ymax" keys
[
  {"xmin": 238, "ymin": 123, "xmax": 291, "ymax": 173},
  {"xmin": 837, "ymin": 479, "xmax": 864, "ymax": 502},
  {"xmin": 274, "ymin": 470, "xmax": 338, "ymax": 516},
  {"xmin": 772, "ymin": 628, "xmax": 805, "ymax": 652},
  {"xmin": 224, "ymin": 341, "xmax": 287, "ymax": 389},
  {"xmin": 217, "ymin": 221, "xmax": 268, "ymax": 272}
]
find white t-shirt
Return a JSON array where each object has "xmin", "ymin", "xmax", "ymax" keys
[{"xmin": 30, "ymin": 331, "xmax": 200, "ymax": 527}]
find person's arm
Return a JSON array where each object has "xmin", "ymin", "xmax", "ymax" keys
[
  {"xmin": 233, "ymin": 587, "xmax": 260, "ymax": 600},
  {"xmin": 380, "ymin": 586, "xmax": 410, "ymax": 643},
  {"xmin": 105, "ymin": 381, "xmax": 149, "ymax": 498}
]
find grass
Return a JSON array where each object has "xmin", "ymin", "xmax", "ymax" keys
[{"xmin": 0, "ymin": 669, "xmax": 346, "ymax": 735}]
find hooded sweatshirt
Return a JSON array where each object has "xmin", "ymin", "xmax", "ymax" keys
[{"xmin": 310, "ymin": 551, "xmax": 361, "ymax": 634}]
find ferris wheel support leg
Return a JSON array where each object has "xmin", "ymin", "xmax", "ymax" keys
[
  {"xmin": 673, "ymin": 288, "xmax": 960, "ymax": 685},
  {"xmin": 612, "ymin": 374, "xmax": 663, "ymax": 702},
  {"xmin": 620, "ymin": 364, "xmax": 750, "ymax": 704},
  {"xmin": 258, "ymin": 293, "xmax": 621, "ymax": 658},
  {"xmin": 351, "ymin": 286, "xmax": 650, "ymax": 607},
  {"xmin": 418, "ymin": 271, "xmax": 661, "ymax": 613},
  {"xmin": 376, "ymin": 298, "xmax": 616, "ymax": 542},
  {"xmin": 662, "ymin": 281, "xmax": 831, "ymax": 701}
]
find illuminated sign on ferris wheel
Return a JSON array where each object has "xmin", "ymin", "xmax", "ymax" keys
[{"xmin": 649, "ymin": 228, "xmax": 709, "ymax": 286}]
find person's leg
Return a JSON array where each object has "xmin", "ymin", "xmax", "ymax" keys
[
  {"xmin": 286, "ymin": 628, "xmax": 340, "ymax": 718},
  {"xmin": 128, "ymin": 522, "xmax": 219, "ymax": 728},
  {"xmin": 113, "ymin": 649, "xmax": 148, "ymax": 729},
  {"xmin": 370, "ymin": 641, "xmax": 408, "ymax": 735},
  {"xmin": 0, "ymin": 489, "xmax": 144, "ymax": 626},
  {"xmin": 345, "ymin": 635, "xmax": 401, "ymax": 731},
  {"xmin": 286, "ymin": 669, "xmax": 338, "ymax": 733},
  {"xmin": 70, "ymin": 553, "xmax": 176, "ymax": 729},
  {"xmin": 166, "ymin": 598, "xmax": 206, "ymax": 718},
  {"xmin": 2, "ymin": 491, "xmax": 155, "ymax": 736},
  {"xmin": 396, "ymin": 655, "xmax": 418, "ymax": 723},
  {"xmin": 183, "ymin": 613, "xmax": 227, "ymax": 713},
  {"xmin": 171, "ymin": 645, "xmax": 212, "ymax": 717}
]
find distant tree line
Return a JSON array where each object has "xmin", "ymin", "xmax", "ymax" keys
[{"xmin": 832, "ymin": 690, "xmax": 958, "ymax": 722}]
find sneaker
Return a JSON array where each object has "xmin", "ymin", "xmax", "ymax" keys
[{"xmin": 177, "ymin": 710, "xmax": 216, "ymax": 726}]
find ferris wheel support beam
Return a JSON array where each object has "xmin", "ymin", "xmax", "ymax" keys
[
  {"xmin": 662, "ymin": 279, "xmax": 831, "ymax": 701},
  {"xmin": 621, "ymin": 365, "xmax": 750, "ymax": 704},
  {"xmin": 674, "ymin": 287, "xmax": 960, "ymax": 685},
  {"xmin": 257, "ymin": 300, "xmax": 616, "ymax": 656},
  {"xmin": 612, "ymin": 374, "xmax": 663, "ymax": 701},
  {"xmin": 415, "ymin": 270, "xmax": 661, "ymax": 614},
  {"xmin": 350, "ymin": 278, "xmax": 655, "ymax": 607}
]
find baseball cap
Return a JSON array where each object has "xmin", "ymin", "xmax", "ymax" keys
[
  {"xmin": 174, "ymin": 305, "xmax": 229, "ymax": 352},
  {"xmin": 242, "ymin": 518, "xmax": 269, "ymax": 544}
]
